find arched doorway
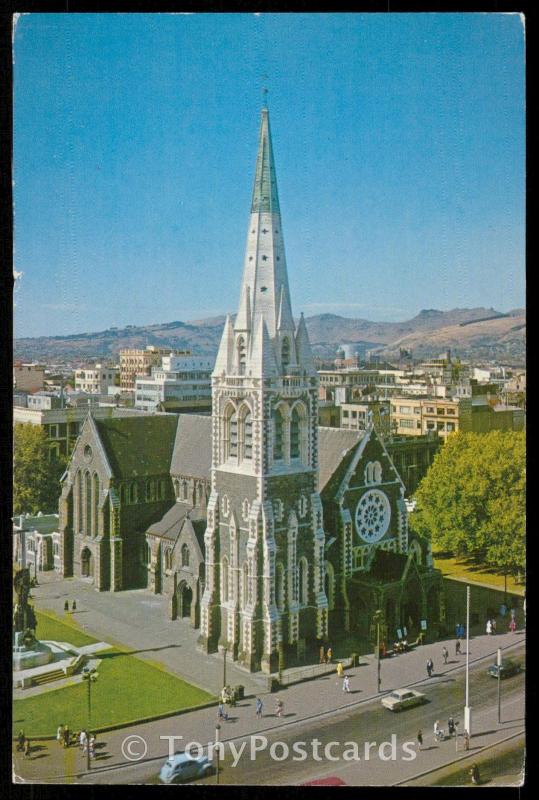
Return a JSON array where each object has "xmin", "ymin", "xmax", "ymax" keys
[
  {"xmin": 178, "ymin": 582, "xmax": 193, "ymax": 618},
  {"xmin": 81, "ymin": 547, "xmax": 94, "ymax": 578}
]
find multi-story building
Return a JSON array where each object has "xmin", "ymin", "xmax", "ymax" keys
[
  {"xmin": 339, "ymin": 400, "xmax": 391, "ymax": 436},
  {"xmin": 134, "ymin": 354, "xmax": 213, "ymax": 412},
  {"xmin": 13, "ymin": 362, "xmax": 46, "ymax": 392},
  {"xmin": 75, "ymin": 364, "xmax": 119, "ymax": 394},
  {"xmin": 120, "ymin": 346, "xmax": 191, "ymax": 392},
  {"xmin": 318, "ymin": 368, "xmax": 404, "ymax": 401},
  {"xmin": 390, "ymin": 395, "xmax": 523, "ymax": 439},
  {"xmin": 13, "ymin": 513, "xmax": 60, "ymax": 573}
]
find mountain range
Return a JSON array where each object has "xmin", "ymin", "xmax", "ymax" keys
[{"xmin": 14, "ymin": 307, "xmax": 525, "ymax": 364}]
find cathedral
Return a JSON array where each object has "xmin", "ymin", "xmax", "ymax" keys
[{"xmin": 57, "ymin": 107, "xmax": 443, "ymax": 673}]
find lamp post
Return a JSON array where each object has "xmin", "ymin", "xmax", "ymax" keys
[
  {"xmin": 373, "ymin": 609, "xmax": 383, "ymax": 693},
  {"xmin": 215, "ymin": 723, "xmax": 221, "ymax": 785},
  {"xmin": 497, "ymin": 647, "xmax": 502, "ymax": 724},
  {"xmin": 82, "ymin": 667, "xmax": 98, "ymax": 771},
  {"xmin": 222, "ymin": 646, "xmax": 227, "ymax": 690},
  {"xmin": 464, "ymin": 585, "xmax": 472, "ymax": 737}
]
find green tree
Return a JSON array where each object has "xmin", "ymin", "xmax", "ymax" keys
[
  {"xmin": 13, "ymin": 424, "xmax": 67, "ymax": 515},
  {"xmin": 410, "ymin": 430, "xmax": 525, "ymax": 575}
]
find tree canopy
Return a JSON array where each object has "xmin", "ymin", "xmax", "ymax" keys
[
  {"xmin": 409, "ymin": 430, "xmax": 525, "ymax": 575},
  {"xmin": 13, "ymin": 423, "xmax": 67, "ymax": 516}
]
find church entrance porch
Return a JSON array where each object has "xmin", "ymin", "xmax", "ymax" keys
[
  {"xmin": 178, "ymin": 582, "xmax": 193, "ymax": 619},
  {"xmin": 80, "ymin": 547, "xmax": 94, "ymax": 579}
]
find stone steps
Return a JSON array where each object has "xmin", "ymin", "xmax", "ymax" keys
[{"xmin": 31, "ymin": 668, "xmax": 66, "ymax": 686}]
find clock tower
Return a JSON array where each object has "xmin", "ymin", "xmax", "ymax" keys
[{"xmin": 198, "ymin": 106, "xmax": 328, "ymax": 672}]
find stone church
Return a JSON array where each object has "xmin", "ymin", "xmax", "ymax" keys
[{"xmin": 58, "ymin": 107, "xmax": 442, "ymax": 672}]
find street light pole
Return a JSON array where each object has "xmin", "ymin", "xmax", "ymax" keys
[
  {"xmin": 215, "ymin": 723, "xmax": 221, "ymax": 785},
  {"xmin": 464, "ymin": 585, "xmax": 472, "ymax": 737},
  {"xmin": 373, "ymin": 609, "xmax": 382, "ymax": 692},
  {"xmin": 497, "ymin": 647, "xmax": 502, "ymax": 724},
  {"xmin": 222, "ymin": 647, "xmax": 227, "ymax": 690},
  {"xmin": 82, "ymin": 667, "xmax": 98, "ymax": 772}
]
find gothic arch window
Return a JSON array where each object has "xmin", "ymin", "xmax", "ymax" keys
[
  {"xmin": 221, "ymin": 556, "xmax": 230, "ymax": 603},
  {"xmin": 130, "ymin": 482, "xmax": 138, "ymax": 504},
  {"xmin": 365, "ymin": 461, "xmax": 382, "ymax": 485},
  {"xmin": 224, "ymin": 404, "xmax": 239, "ymax": 461},
  {"xmin": 237, "ymin": 336, "xmax": 246, "ymax": 376},
  {"xmin": 409, "ymin": 539, "xmax": 422, "ymax": 566},
  {"xmin": 159, "ymin": 479, "xmax": 166, "ymax": 500},
  {"xmin": 182, "ymin": 480, "xmax": 189, "ymax": 501},
  {"xmin": 324, "ymin": 561, "xmax": 335, "ymax": 610},
  {"xmin": 298, "ymin": 557, "xmax": 308, "ymax": 606},
  {"xmin": 276, "ymin": 562, "xmax": 285, "ymax": 612},
  {"xmin": 298, "ymin": 495, "xmax": 308, "ymax": 519},
  {"xmin": 181, "ymin": 543, "xmax": 190, "ymax": 567},
  {"xmin": 273, "ymin": 406, "xmax": 285, "ymax": 461},
  {"xmin": 174, "ymin": 479, "xmax": 180, "ymax": 499},
  {"xmin": 242, "ymin": 561, "xmax": 249, "ymax": 608},
  {"xmin": 84, "ymin": 471, "xmax": 91, "ymax": 535},
  {"xmin": 243, "ymin": 409, "xmax": 253, "ymax": 460},
  {"xmin": 144, "ymin": 541, "xmax": 151, "ymax": 565},
  {"xmin": 92, "ymin": 473, "xmax": 99, "ymax": 537},
  {"xmin": 76, "ymin": 471, "xmax": 83, "ymax": 533},
  {"xmin": 281, "ymin": 338, "xmax": 291, "ymax": 372}
]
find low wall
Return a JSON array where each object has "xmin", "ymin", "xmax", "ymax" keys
[{"xmin": 443, "ymin": 577, "xmax": 525, "ymax": 634}]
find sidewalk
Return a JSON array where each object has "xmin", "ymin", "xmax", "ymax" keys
[{"xmin": 13, "ymin": 620, "xmax": 525, "ymax": 783}]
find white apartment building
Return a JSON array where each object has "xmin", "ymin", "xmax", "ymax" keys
[
  {"xmin": 135, "ymin": 354, "xmax": 213, "ymax": 412},
  {"xmin": 75, "ymin": 364, "xmax": 119, "ymax": 394}
]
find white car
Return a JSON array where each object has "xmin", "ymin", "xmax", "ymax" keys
[{"xmin": 381, "ymin": 688, "xmax": 426, "ymax": 712}]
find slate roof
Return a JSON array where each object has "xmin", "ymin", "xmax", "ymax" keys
[
  {"xmin": 170, "ymin": 414, "xmax": 212, "ymax": 479},
  {"xmin": 94, "ymin": 415, "xmax": 179, "ymax": 479},
  {"xmin": 318, "ymin": 427, "xmax": 364, "ymax": 492},
  {"xmin": 147, "ymin": 502, "xmax": 206, "ymax": 541}
]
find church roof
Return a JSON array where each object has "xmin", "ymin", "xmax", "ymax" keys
[
  {"xmin": 147, "ymin": 502, "xmax": 206, "ymax": 541},
  {"xmin": 317, "ymin": 427, "xmax": 364, "ymax": 491},
  {"xmin": 170, "ymin": 414, "xmax": 212, "ymax": 479},
  {"xmin": 94, "ymin": 415, "xmax": 179, "ymax": 479}
]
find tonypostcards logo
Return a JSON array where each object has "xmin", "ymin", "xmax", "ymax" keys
[{"xmin": 121, "ymin": 733, "xmax": 418, "ymax": 766}]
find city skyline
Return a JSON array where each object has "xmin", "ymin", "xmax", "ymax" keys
[{"xmin": 14, "ymin": 13, "xmax": 525, "ymax": 338}]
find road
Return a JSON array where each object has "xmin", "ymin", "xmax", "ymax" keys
[{"xmin": 68, "ymin": 647, "xmax": 524, "ymax": 786}]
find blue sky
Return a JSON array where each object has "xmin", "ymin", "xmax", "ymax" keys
[{"xmin": 13, "ymin": 12, "xmax": 525, "ymax": 338}]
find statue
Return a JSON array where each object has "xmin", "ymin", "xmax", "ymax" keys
[{"xmin": 13, "ymin": 568, "xmax": 38, "ymax": 644}]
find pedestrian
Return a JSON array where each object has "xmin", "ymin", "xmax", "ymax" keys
[
  {"xmin": 442, "ymin": 646, "xmax": 449, "ymax": 664},
  {"xmin": 72, "ymin": 600, "xmax": 77, "ymax": 612},
  {"xmin": 217, "ymin": 703, "xmax": 228, "ymax": 721},
  {"xmin": 16, "ymin": 730, "xmax": 25, "ymax": 752},
  {"xmin": 79, "ymin": 729, "xmax": 87, "ymax": 752},
  {"xmin": 319, "ymin": 645, "xmax": 325, "ymax": 664},
  {"xmin": 275, "ymin": 699, "xmax": 284, "ymax": 718},
  {"xmin": 343, "ymin": 675, "xmax": 351, "ymax": 693},
  {"xmin": 448, "ymin": 716, "xmax": 455, "ymax": 736},
  {"xmin": 326, "ymin": 647, "xmax": 333, "ymax": 664},
  {"xmin": 463, "ymin": 730, "xmax": 470, "ymax": 751},
  {"xmin": 455, "ymin": 639, "xmax": 461, "ymax": 656},
  {"xmin": 470, "ymin": 763, "xmax": 480, "ymax": 785},
  {"xmin": 57, "ymin": 724, "xmax": 64, "ymax": 746},
  {"xmin": 24, "ymin": 738, "xmax": 31, "ymax": 758},
  {"xmin": 433, "ymin": 720, "xmax": 441, "ymax": 742},
  {"xmin": 63, "ymin": 725, "xmax": 70, "ymax": 748},
  {"xmin": 255, "ymin": 697, "xmax": 263, "ymax": 718},
  {"xmin": 64, "ymin": 600, "xmax": 69, "ymax": 612},
  {"xmin": 336, "ymin": 661, "xmax": 344, "ymax": 679},
  {"xmin": 500, "ymin": 603, "xmax": 507, "ymax": 618},
  {"xmin": 509, "ymin": 617, "xmax": 517, "ymax": 633},
  {"xmin": 417, "ymin": 730, "xmax": 423, "ymax": 750},
  {"xmin": 89, "ymin": 735, "xmax": 96, "ymax": 760},
  {"xmin": 426, "ymin": 658, "xmax": 434, "ymax": 678},
  {"xmin": 486, "ymin": 619, "xmax": 493, "ymax": 635}
]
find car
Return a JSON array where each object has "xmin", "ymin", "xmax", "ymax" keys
[
  {"xmin": 159, "ymin": 751, "xmax": 213, "ymax": 784},
  {"xmin": 381, "ymin": 688, "xmax": 426, "ymax": 712},
  {"xmin": 487, "ymin": 658, "xmax": 522, "ymax": 679}
]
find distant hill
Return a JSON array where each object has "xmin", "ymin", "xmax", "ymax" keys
[{"xmin": 14, "ymin": 307, "xmax": 525, "ymax": 364}]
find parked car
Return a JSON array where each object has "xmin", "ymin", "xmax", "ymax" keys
[
  {"xmin": 487, "ymin": 659, "xmax": 522, "ymax": 679},
  {"xmin": 159, "ymin": 752, "xmax": 213, "ymax": 784},
  {"xmin": 381, "ymin": 688, "xmax": 426, "ymax": 712}
]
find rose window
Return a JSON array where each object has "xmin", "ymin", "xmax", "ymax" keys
[{"xmin": 354, "ymin": 489, "xmax": 391, "ymax": 543}]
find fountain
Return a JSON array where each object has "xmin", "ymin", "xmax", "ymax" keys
[{"xmin": 13, "ymin": 568, "xmax": 54, "ymax": 670}]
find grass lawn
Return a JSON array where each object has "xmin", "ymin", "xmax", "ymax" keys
[
  {"xmin": 433, "ymin": 554, "xmax": 525, "ymax": 596},
  {"xmin": 35, "ymin": 609, "xmax": 99, "ymax": 648},
  {"xmin": 14, "ymin": 647, "xmax": 215, "ymax": 737}
]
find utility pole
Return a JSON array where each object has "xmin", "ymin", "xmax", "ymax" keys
[
  {"xmin": 464, "ymin": 585, "xmax": 472, "ymax": 737},
  {"xmin": 215, "ymin": 723, "xmax": 221, "ymax": 784},
  {"xmin": 222, "ymin": 647, "xmax": 227, "ymax": 690},
  {"xmin": 82, "ymin": 667, "xmax": 98, "ymax": 771},
  {"xmin": 373, "ymin": 609, "xmax": 383, "ymax": 692},
  {"xmin": 497, "ymin": 647, "xmax": 502, "ymax": 724}
]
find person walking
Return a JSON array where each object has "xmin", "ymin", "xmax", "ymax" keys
[
  {"xmin": 63, "ymin": 725, "xmax": 70, "ymax": 748},
  {"xmin": 24, "ymin": 738, "xmax": 31, "ymax": 759},
  {"xmin": 426, "ymin": 658, "xmax": 434, "ymax": 678},
  {"xmin": 336, "ymin": 661, "xmax": 344, "ymax": 679},
  {"xmin": 417, "ymin": 730, "xmax": 423, "ymax": 751},
  {"xmin": 217, "ymin": 703, "xmax": 229, "ymax": 722},
  {"xmin": 89, "ymin": 735, "xmax": 96, "ymax": 760},
  {"xmin": 486, "ymin": 619, "xmax": 492, "ymax": 635},
  {"xmin": 433, "ymin": 720, "xmax": 442, "ymax": 742},
  {"xmin": 509, "ymin": 617, "xmax": 517, "ymax": 633},
  {"xmin": 470, "ymin": 763, "xmax": 480, "ymax": 785},
  {"xmin": 491, "ymin": 618, "xmax": 497, "ymax": 634},
  {"xmin": 343, "ymin": 675, "xmax": 351, "ymax": 693},
  {"xmin": 275, "ymin": 699, "xmax": 284, "ymax": 718},
  {"xmin": 64, "ymin": 600, "xmax": 69, "ymax": 612},
  {"xmin": 448, "ymin": 716, "xmax": 456, "ymax": 737},
  {"xmin": 16, "ymin": 730, "xmax": 25, "ymax": 752},
  {"xmin": 79, "ymin": 729, "xmax": 87, "ymax": 752},
  {"xmin": 72, "ymin": 600, "xmax": 77, "ymax": 612},
  {"xmin": 319, "ymin": 645, "xmax": 325, "ymax": 664},
  {"xmin": 57, "ymin": 724, "xmax": 64, "ymax": 746},
  {"xmin": 255, "ymin": 697, "xmax": 263, "ymax": 718},
  {"xmin": 455, "ymin": 638, "xmax": 461, "ymax": 656},
  {"xmin": 326, "ymin": 647, "xmax": 333, "ymax": 664},
  {"xmin": 442, "ymin": 646, "xmax": 449, "ymax": 664}
]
